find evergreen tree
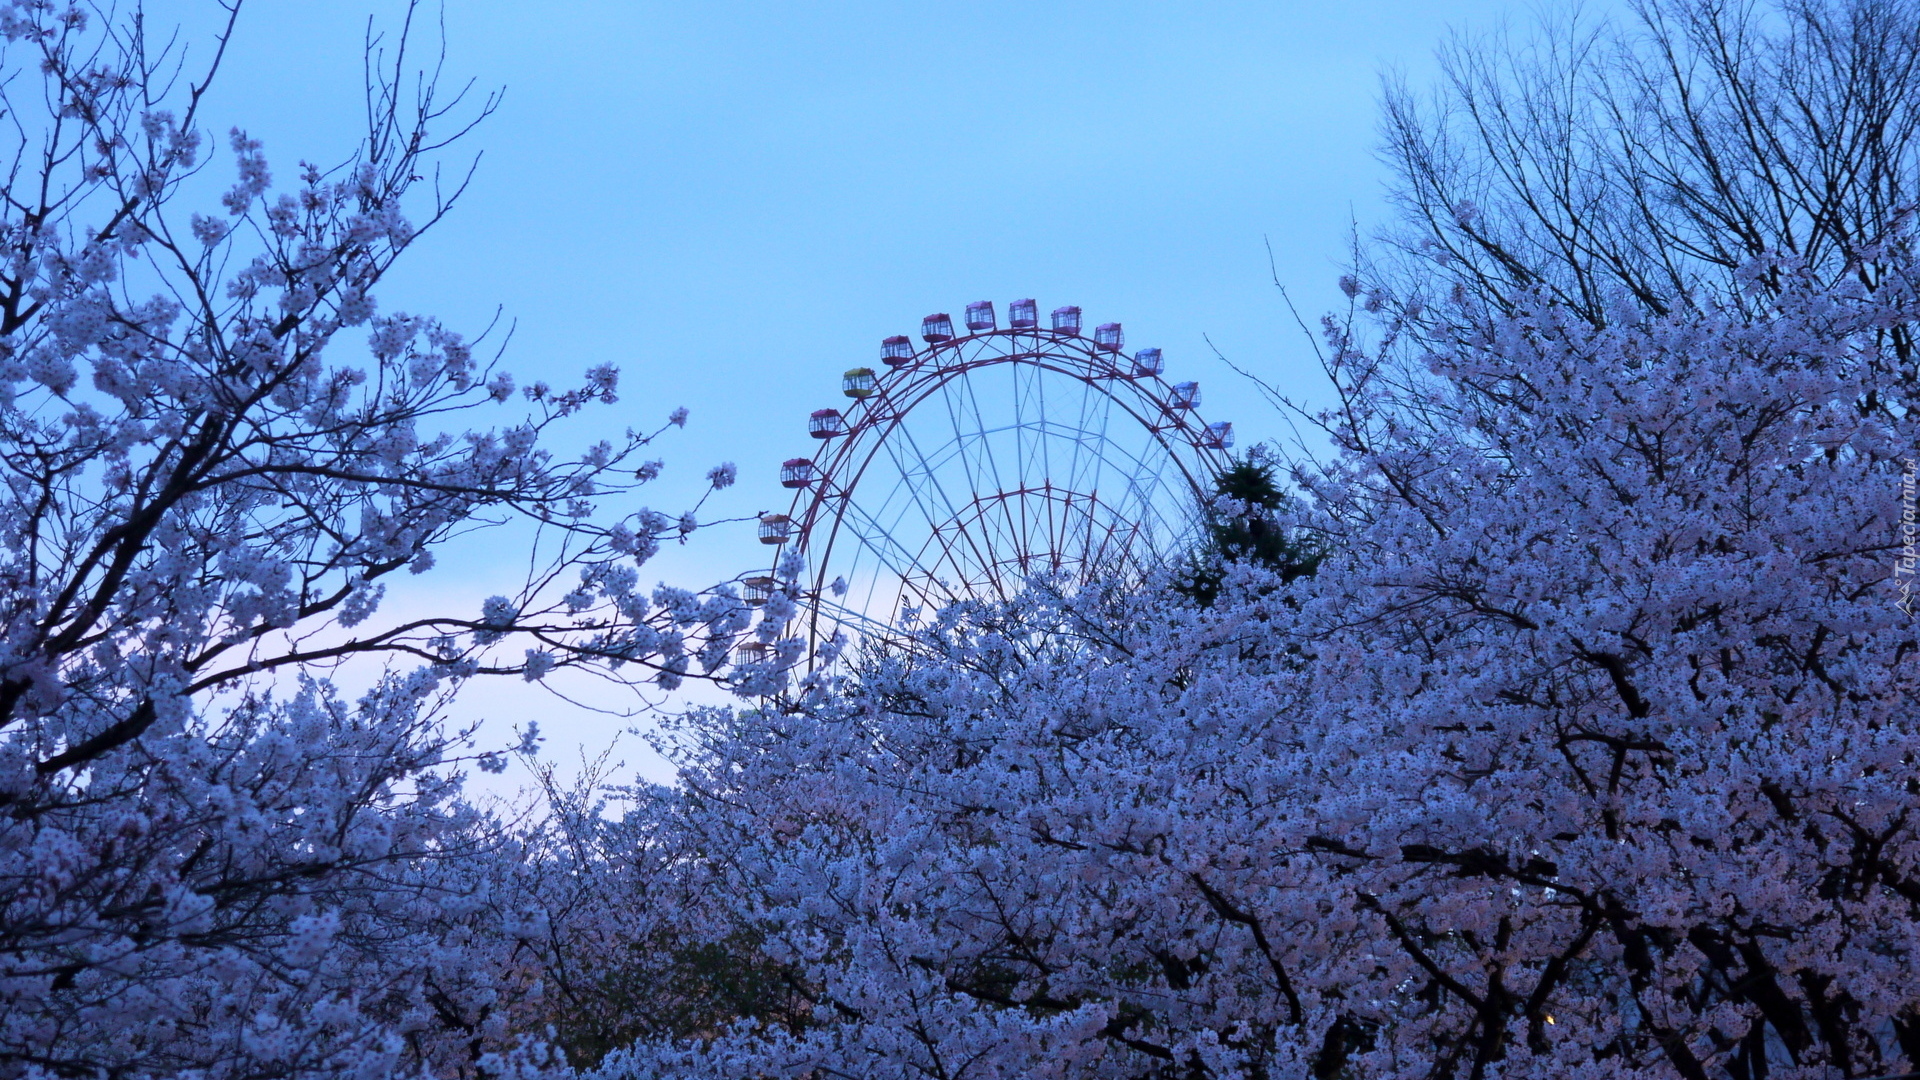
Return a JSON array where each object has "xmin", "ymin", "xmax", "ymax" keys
[{"xmin": 1178, "ymin": 457, "xmax": 1322, "ymax": 606}]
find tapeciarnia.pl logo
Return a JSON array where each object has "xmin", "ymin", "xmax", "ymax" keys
[{"xmin": 1899, "ymin": 457, "xmax": 1917, "ymax": 616}]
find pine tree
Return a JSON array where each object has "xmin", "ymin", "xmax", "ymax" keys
[{"xmin": 1178, "ymin": 458, "xmax": 1322, "ymax": 606}]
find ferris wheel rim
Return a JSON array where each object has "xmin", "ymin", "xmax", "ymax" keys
[
  {"xmin": 792, "ymin": 339, "xmax": 1224, "ymax": 570},
  {"xmin": 760, "ymin": 314, "xmax": 1233, "ymax": 657},
  {"xmin": 802, "ymin": 368, "xmax": 1215, "ymax": 619}
]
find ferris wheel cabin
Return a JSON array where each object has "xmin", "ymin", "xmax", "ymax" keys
[
  {"xmin": 842, "ymin": 368, "xmax": 878, "ymax": 398},
  {"xmin": 809, "ymin": 409, "xmax": 846, "ymax": 438},
  {"xmin": 881, "ymin": 335, "xmax": 915, "ymax": 367},
  {"xmin": 741, "ymin": 576, "xmax": 777, "ymax": 606},
  {"xmin": 757, "ymin": 514, "xmax": 792, "ymax": 545},
  {"xmin": 780, "ymin": 458, "xmax": 816, "ymax": 488}
]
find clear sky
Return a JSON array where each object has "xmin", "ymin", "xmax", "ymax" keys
[{"xmin": 172, "ymin": 0, "xmax": 1555, "ymax": 788}]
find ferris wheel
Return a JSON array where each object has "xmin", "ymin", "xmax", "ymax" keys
[{"xmin": 742, "ymin": 299, "xmax": 1233, "ymax": 663}]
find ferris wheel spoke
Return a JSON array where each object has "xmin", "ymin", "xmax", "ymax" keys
[
  {"xmin": 903, "ymin": 510, "xmax": 983, "ymax": 607},
  {"xmin": 878, "ymin": 421, "xmax": 973, "ymax": 550},
  {"xmin": 925, "ymin": 370, "xmax": 1034, "ymax": 584},
  {"xmin": 834, "ymin": 490, "xmax": 938, "ymax": 585},
  {"xmin": 879, "ymin": 430, "xmax": 1005, "ymax": 599},
  {"xmin": 967, "ymin": 363, "xmax": 1013, "ymax": 504},
  {"xmin": 949, "ymin": 349, "xmax": 1011, "ymax": 517},
  {"xmin": 937, "ymin": 386, "xmax": 984, "ymax": 519},
  {"xmin": 933, "ymin": 340, "xmax": 994, "ymax": 518},
  {"xmin": 1076, "ymin": 375, "xmax": 1119, "ymax": 509},
  {"xmin": 977, "ymin": 338, "xmax": 1020, "ymax": 498},
  {"xmin": 1002, "ymin": 488, "xmax": 1032, "ymax": 577},
  {"xmin": 1013, "ymin": 359, "xmax": 1037, "ymax": 494},
  {"xmin": 1031, "ymin": 361, "xmax": 1052, "ymax": 496}
]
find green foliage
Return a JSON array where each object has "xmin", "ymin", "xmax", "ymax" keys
[
  {"xmin": 1177, "ymin": 458, "xmax": 1322, "ymax": 606},
  {"xmin": 546, "ymin": 930, "xmax": 813, "ymax": 1069}
]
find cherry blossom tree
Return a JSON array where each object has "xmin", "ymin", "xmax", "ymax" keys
[
  {"xmin": 0, "ymin": 2, "xmax": 749, "ymax": 1076},
  {"xmin": 495, "ymin": 757, "xmax": 819, "ymax": 1072},
  {"xmin": 588, "ymin": 239, "xmax": 1920, "ymax": 1080},
  {"xmin": 538, "ymin": 4, "xmax": 1920, "ymax": 1078},
  {"xmin": 1373, "ymin": 0, "xmax": 1920, "ymax": 327}
]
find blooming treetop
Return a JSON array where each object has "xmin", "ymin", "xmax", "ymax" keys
[
  {"xmin": 588, "ymin": 248, "xmax": 1920, "ymax": 1080},
  {"xmin": 0, "ymin": 3, "xmax": 746, "ymax": 1077}
]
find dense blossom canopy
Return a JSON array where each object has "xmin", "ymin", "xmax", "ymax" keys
[
  {"xmin": 4, "ymin": 1, "xmax": 1917, "ymax": 1078},
  {"xmin": 0, "ymin": 4, "xmax": 746, "ymax": 1076},
  {"xmin": 586, "ymin": 251, "xmax": 1920, "ymax": 1080}
]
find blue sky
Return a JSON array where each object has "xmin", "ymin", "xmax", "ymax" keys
[{"xmin": 180, "ymin": 0, "xmax": 1550, "ymax": 785}]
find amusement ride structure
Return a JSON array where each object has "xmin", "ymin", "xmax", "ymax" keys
[{"xmin": 743, "ymin": 299, "xmax": 1232, "ymax": 666}]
